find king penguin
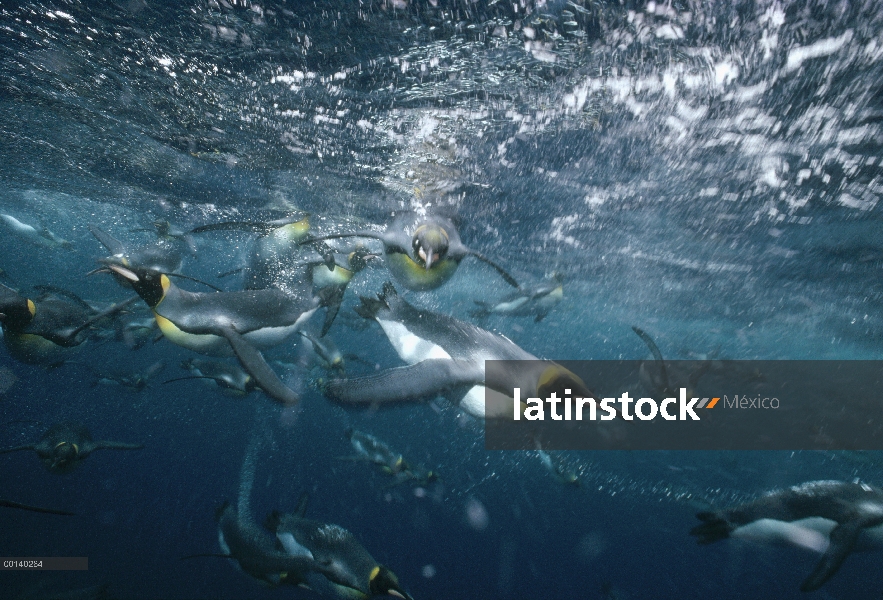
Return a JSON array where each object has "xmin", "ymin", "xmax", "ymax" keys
[
  {"xmin": 301, "ymin": 212, "xmax": 520, "ymax": 291},
  {"xmin": 190, "ymin": 214, "xmax": 311, "ymax": 292},
  {"xmin": 205, "ymin": 501, "xmax": 337, "ymax": 589},
  {"xmin": 321, "ymin": 282, "xmax": 589, "ymax": 419},
  {"xmin": 0, "ymin": 422, "xmax": 143, "ymax": 474},
  {"xmin": 266, "ymin": 493, "xmax": 415, "ymax": 600},
  {"xmin": 103, "ymin": 263, "xmax": 316, "ymax": 405},
  {"xmin": 470, "ymin": 273, "xmax": 564, "ymax": 322},
  {"xmin": 0, "ymin": 282, "xmax": 136, "ymax": 365},
  {"xmin": 690, "ymin": 480, "xmax": 883, "ymax": 591}
]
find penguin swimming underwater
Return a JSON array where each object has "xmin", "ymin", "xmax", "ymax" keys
[
  {"xmin": 89, "ymin": 224, "xmax": 185, "ymax": 276},
  {"xmin": 84, "ymin": 360, "xmax": 166, "ymax": 392},
  {"xmin": 536, "ymin": 450, "xmax": 580, "ymax": 487},
  {"xmin": 631, "ymin": 326, "xmax": 713, "ymax": 399},
  {"xmin": 470, "ymin": 273, "xmax": 564, "ymax": 323},
  {"xmin": 0, "ymin": 214, "xmax": 72, "ymax": 249},
  {"xmin": 340, "ymin": 429, "xmax": 438, "ymax": 488},
  {"xmin": 102, "ymin": 263, "xmax": 317, "ymax": 405},
  {"xmin": 197, "ymin": 501, "xmax": 338, "ymax": 589},
  {"xmin": 304, "ymin": 245, "xmax": 377, "ymax": 337},
  {"xmin": 321, "ymin": 282, "xmax": 590, "ymax": 419},
  {"xmin": 163, "ymin": 358, "xmax": 258, "ymax": 396},
  {"xmin": 690, "ymin": 480, "xmax": 883, "ymax": 591},
  {"xmin": 301, "ymin": 212, "xmax": 519, "ymax": 291},
  {"xmin": 0, "ymin": 283, "xmax": 137, "ymax": 365},
  {"xmin": 190, "ymin": 214, "xmax": 312, "ymax": 293},
  {"xmin": 266, "ymin": 493, "xmax": 415, "ymax": 600},
  {"xmin": 0, "ymin": 422, "xmax": 143, "ymax": 474}
]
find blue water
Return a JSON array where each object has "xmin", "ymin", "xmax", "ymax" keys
[{"xmin": 2, "ymin": 0, "xmax": 883, "ymax": 598}]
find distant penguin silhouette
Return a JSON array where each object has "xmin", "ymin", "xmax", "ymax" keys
[
  {"xmin": 164, "ymin": 358, "xmax": 257, "ymax": 396},
  {"xmin": 0, "ymin": 422, "xmax": 143, "ymax": 474},
  {"xmin": 0, "ymin": 498, "xmax": 73, "ymax": 516},
  {"xmin": 0, "ymin": 214, "xmax": 72, "ymax": 249},
  {"xmin": 471, "ymin": 273, "xmax": 563, "ymax": 322},
  {"xmin": 302, "ymin": 212, "xmax": 519, "ymax": 291}
]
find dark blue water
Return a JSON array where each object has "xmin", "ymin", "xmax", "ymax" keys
[{"xmin": 2, "ymin": 1, "xmax": 883, "ymax": 598}]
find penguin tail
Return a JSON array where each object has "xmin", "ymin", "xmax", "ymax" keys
[{"xmin": 690, "ymin": 512, "xmax": 733, "ymax": 544}]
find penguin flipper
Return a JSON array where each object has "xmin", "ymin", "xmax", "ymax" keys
[
  {"xmin": 217, "ymin": 267, "xmax": 244, "ymax": 278},
  {"xmin": 61, "ymin": 296, "xmax": 141, "ymax": 345},
  {"xmin": 0, "ymin": 498, "xmax": 74, "ymax": 516},
  {"xmin": 298, "ymin": 231, "xmax": 383, "ymax": 247},
  {"xmin": 632, "ymin": 326, "xmax": 665, "ymax": 364},
  {"xmin": 319, "ymin": 286, "xmax": 345, "ymax": 337},
  {"xmin": 800, "ymin": 519, "xmax": 867, "ymax": 592},
  {"xmin": 92, "ymin": 441, "xmax": 144, "ymax": 451},
  {"xmin": 89, "ymin": 225, "xmax": 126, "ymax": 255},
  {"xmin": 632, "ymin": 326, "xmax": 670, "ymax": 389},
  {"xmin": 322, "ymin": 359, "xmax": 484, "ymax": 406},
  {"xmin": 189, "ymin": 221, "xmax": 278, "ymax": 235},
  {"xmin": 0, "ymin": 444, "xmax": 36, "ymax": 455},
  {"xmin": 218, "ymin": 326, "xmax": 299, "ymax": 406},
  {"xmin": 465, "ymin": 250, "xmax": 520, "ymax": 288}
]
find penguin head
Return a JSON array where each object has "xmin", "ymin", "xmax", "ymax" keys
[
  {"xmin": 412, "ymin": 224, "xmax": 449, "ymax": 270},
  {"xmin": 536, "ymin": 364, "xmax": 591, "ymax": 400},
  {"xmin": 369, "ymin": 565, "xmax": 412, "ymax": 600},
  {"xmin": 50, "ymin": 441, "xmax": 79, "ymax": 471},
  {"xmin": 348, "ymin": 247, "xmax": 378, "ymax": 273},
  {"xmin": 104, "ymin": 263, "xmax": 169, "ymax": 308},
  {"xmin": 0, "ymin": 286, "xmax": 36, "ymax": 331}
]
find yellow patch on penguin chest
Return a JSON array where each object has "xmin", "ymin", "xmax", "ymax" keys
[
  {"xmin": 2, "ymin": 332, "xmax": 68, "ymax": 364},
  {"xmin": 385, "ymin": 253, "xmax": 458, "ymax": 291},
  {"xmin": 153, "ymin": 312, "xmax": 231, "ymax": 356},
  {"xmin": 312, "ymin": 264, "xmax": 353, "ymax": 288}
]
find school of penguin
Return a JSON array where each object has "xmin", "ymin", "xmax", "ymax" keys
[
  {"xmin": 0, "ymin": 209, "xmax": 556, "ymax": 599},
  {"xmin": 2, "ymin": 208, "xmax": 880, "ymax": 596}
]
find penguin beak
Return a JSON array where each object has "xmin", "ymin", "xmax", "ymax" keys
[
  {"xmin": 418, "ymin": 246, "xmax": 433, "ymax": 270},
  {"xmin": 105, "ymin": 264, "xmax": 141, "ymax": 282}
]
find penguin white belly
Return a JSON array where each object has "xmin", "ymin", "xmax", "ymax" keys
[
  {"xmin": 493, "ymin": 297, "xmax": 529, "ymax": 313},
  {"xmin": 242, "ymin": 319, "xmax": 309, "ymax": 348},
  {"xmin": 1, "ymin": 214, "xmax": 43, "ymax": 244},
  {"xmin": 731, "ymin": 518, "xmax": 835, "ymax": 553},
  {"xmin": 155, "ymin": 309, "xmax": 313, "ymax": 356},
  {"xmin": 154, "ymin": 314, "xmax": 232, "ymax": 356},
  {"xmin": 376, "ymin": 318, "xmax": 451, "ymax": 363},
  {"xmin": 277, "ymin": 532, "xmax": 314, "ymax": 559},
  {"xmin": 732, "ymin": 518, "xmax": 883, "ymax": 554}
]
